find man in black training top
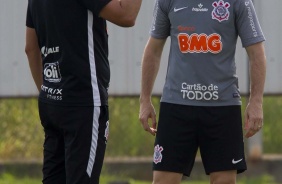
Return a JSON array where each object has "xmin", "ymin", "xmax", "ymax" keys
[{"xmin": 25, "ymin": 0, "xmax": 143, "ymax": 183}]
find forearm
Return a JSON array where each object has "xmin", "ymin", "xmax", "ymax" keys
[
  {"xmin": 25, "ymin": 27, "xmax": 43, "ymax": 92},
  {"xmin": 140, "ymin": 37, "xmax": 166, "ymax": 103},
  {"xmin": 249, "ymin": 59, "xmax": 266, "ymax": 104},
  {"xmin": 248, "ymin": 44, "xmax": 266, "ymax": 104},
  {"xmin": 26, "ymin": 50, "xmax": 42, "ymax": 92},
  {"xmin": 119, "ymin": 0, "xmax": 142, "ymax": 21},
  {"xmin": 244, "ymin": 42, "xmax": 266, "ymax": 138},
  {"xmin": 99, "ymin": 0, "xmax": 143, "ymax": 27},
  {"xmin": 140, "ymin": 51, "xmax": 160, "ymax": 103}
]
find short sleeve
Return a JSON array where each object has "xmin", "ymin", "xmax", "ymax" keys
[
  {"xmin": 235, "ymin": 0, "xmax": 265, "ymax": 47},
  {"xmin": 79, "ymin": 0, "xmax": 112, "ymax": 16},
  {"xmin": 150, "ymin": 0, "xmax": 171, "ymax": 39},
  {"xmin": 26, "ymin": 3, "xmax": 34, "ymax": 28}
]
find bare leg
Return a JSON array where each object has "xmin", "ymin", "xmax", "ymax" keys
[
  {"xmin": 210, "ymin": 170, "xmax": 237, "ymax": 184},
  {"xmin": 153, "ymin": 171, "xmax": 183, "ymax": 184}
]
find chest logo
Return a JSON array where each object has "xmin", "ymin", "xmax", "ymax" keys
[
  {"xmin": 174, "ymin": 6, "xmax": 188, "ymax": 12},
  {"xmin": 178, "ymin": 33, "xmax": 222, "ymax": 54},
  {"xmin": 44, "ymin": 62, "xmax": 62, "ymax": 83},
  {"xmin": 212, "ymin": 0, "xmax": 230, "ymax": 22}
]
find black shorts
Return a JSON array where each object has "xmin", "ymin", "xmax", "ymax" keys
[
  {"xmin": 39, "ymin": 101, "xmax": 109, "ymax": 184},
  {"xmin": 153, "ymin": 102, "xmax": 247, "ymax": 176}
]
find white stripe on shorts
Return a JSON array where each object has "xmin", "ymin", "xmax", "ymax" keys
[{"xmin": 86, "ymin": 106, "xmax": 100, "ymax": 177}]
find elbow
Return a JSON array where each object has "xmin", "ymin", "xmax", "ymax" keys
[
  {"xmin": 25, "ymin": 46, "xmax": 31, "ymax": 56},
  {"xmin": 123, "ymin": 17, "xmax": 136, "ymax": 27},
  {"xmin": 123, "ymin": 21, "xmax": 135, "ymax": 27},
  {"xmin": 25, "ymin": 45, "xmax": 41, "ymax": 59},
  {"xmin": 116, "ymin": 16, "xmax": 136, "ymax": 27},
  {"xmin": 125, "ymin": 16, "xmax": 136, "ymax": 27},
  {"xmin": 25, "ymin": 45, "xmax": 34, "ymax": 56}
]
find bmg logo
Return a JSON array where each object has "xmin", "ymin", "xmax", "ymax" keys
[{"xmin": 44, "ymin": 62, "xmax": 62, "ymax": 83}]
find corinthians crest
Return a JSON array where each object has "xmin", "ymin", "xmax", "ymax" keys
[
  {"xmin": 212, "ymin": 0, "xmax": 230, "ymax": 22},
  {"xmin": 153, "ymin": 145, "xmax": 164, "ymax": 164}
]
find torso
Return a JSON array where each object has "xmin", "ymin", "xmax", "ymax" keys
[
  {"xmin": 151, "ymin": 0, "xmax": 265, "ymax": 106},
  {"xmin": 27, "ymin": 0, "xmax": 111, "ymax": 106}
]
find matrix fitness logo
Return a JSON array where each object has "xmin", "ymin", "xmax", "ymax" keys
[
  {"xmin": 153, "ymin": 145, "xmax": 164, "ymax": 164},
  {"xmin": 212, "ymin": 0, "xmax": 230, "ymax": 22}
]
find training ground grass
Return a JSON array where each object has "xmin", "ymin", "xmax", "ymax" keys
[{"xmin": 0, "ymin": 173, "xmax": 278, "ymax": 184}]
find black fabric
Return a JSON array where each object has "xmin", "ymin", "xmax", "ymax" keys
[
  {"xmin": 26, "ymin": 0, "xmax": 111, "ymax": 106},
  {"xmin": 153, "ymin": 102, "xmax": 247, "ymax": 176},
  {"xmin": 39, "ymin": 101, "xmax": 109, "ymax": 184}
]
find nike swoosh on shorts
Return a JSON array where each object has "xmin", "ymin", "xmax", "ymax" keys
[{"xmin": 232, "ymin": 158, "xmax": 243, "ymax": 164}]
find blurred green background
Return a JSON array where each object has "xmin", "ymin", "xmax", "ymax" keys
[
  {"xmin": 0, "ymin": 96, "xmax": 282, "ymax": 160},
  {"xmin": 0, "ymin": 96, "xmax": 282, "ymax": 183}
]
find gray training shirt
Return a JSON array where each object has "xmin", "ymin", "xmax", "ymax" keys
[{"xmin": 151, "ymin": 0, "xmax": 265, "ymax": 106}]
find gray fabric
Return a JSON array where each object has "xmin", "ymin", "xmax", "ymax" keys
[{"xmin": 150, "ymin": 0, "xmax": 265, "ymax": 106}]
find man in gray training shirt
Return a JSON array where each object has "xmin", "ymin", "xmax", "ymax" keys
[{"xmin": 139, "ymin": 0, "xmax": 266, "ymax": 183}]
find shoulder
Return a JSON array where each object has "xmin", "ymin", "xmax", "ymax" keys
[
  {"xmin": 156, "ymin": 0, "xmax": 173, "ymax": 10},
  {"xmin": 233, "ymin": 0, "xmax": 254, "ymax": 8}
]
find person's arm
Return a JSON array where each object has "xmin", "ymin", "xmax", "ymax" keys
[
  {"xmin": 139, "ymin": 37, "xmax": 166, "ymax": 136},
  {"xmin": 99, "ymin": 0, "xmax": 143, "ymax": 27},
  {"xmin": 244, "ymin": 42, "xmax": 266, "ymax": 138},
  {"xmin": 25, "ymin": 27, "xmax": 42, "ymax": 92}
]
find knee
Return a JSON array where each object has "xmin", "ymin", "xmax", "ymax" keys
[
  {"xmin": 153, "ymin": 171, "xmax": 182, "ymax": 184},
  {"xmin": 153, "ymin": 175, "xmax": 168, "ymax": 184},
  {"xmin": 210, "ymin": 177, "xmax": 236, "ymax": 184},
  {"xmin": 210, "ymin": 171, "xmax": 236, "ymax": 184},
  {"xmin": 152, "ymin": 177, "xmax": 161, "ymax": 184}
]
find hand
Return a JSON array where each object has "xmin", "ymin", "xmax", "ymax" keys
[
  {"xmin": 244, "ymin": 101, "xmax": 263, "ymax": 138},
  {"xmin": 139, "ymin": 101, "xmax": 157, "ymax": 136}
]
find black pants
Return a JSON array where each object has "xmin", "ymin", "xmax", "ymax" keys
[{"xmin": 39, "ymin": 101, "xmax": 109, "ymax": 184}]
